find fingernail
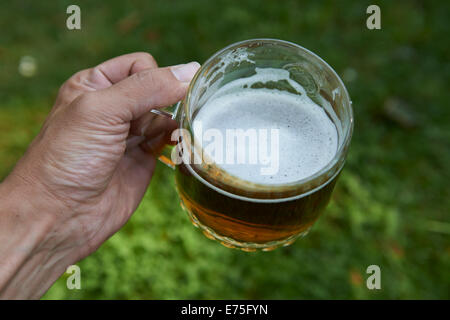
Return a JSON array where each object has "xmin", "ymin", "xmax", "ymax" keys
[{"xmin": 170, "ymin": 62, "xmax": 200, "ymax": 82}]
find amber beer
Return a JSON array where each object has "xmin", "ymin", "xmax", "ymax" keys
[
  {"xmin": 176, "ymin": 164, "xmax": 338, "ymax": 249},
  {"xmin": 173, "ymin": 78, "xmax": 341, "ymax": 250}
]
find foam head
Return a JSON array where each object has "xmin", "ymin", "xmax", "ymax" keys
[{"xmin": 192, "ymin": 68, "xmax": 338, "ymax": 185}]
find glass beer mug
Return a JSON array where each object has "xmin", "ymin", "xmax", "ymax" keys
[{"xmin": 152, "ymin": 39, "xmax": 353, "ymax": 251}]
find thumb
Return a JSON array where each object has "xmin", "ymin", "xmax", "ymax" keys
[{"xmin": 91, "ymin": 62, "xmax": 200, "ymax": 122}]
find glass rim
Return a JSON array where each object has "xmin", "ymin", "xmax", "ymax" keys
[{"xmin": 181, "ymin": 38, "xmax": 354, "ymax": 200}]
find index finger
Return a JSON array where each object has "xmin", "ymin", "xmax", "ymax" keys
[
  {"xmin": 87, "ymin": 52, "xmax": 159, "ymax": 88},
  {"xmin": 56, "ymin": 52, "xmax": 158, "ymax": 106}
]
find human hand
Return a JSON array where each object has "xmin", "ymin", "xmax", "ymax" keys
[{"xmin": 0, "ymin": 52, "xmax": 200, "ymax": 298}]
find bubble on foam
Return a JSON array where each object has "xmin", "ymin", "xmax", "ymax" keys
[{"xmin": 193, "ymin": 68, "xmax": 338, "ymax": 185}]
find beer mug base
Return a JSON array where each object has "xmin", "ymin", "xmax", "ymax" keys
[{"xmin": 180, "ymin": 193, "xmax": 312, "ymax": 251}]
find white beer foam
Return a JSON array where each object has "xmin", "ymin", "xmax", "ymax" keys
[{"xmin": 192, "ymin": 68, "xmax": 338, "ymax": 185}]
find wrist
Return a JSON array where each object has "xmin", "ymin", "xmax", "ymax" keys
[{"xmin": 0, "ymin": 174, "xmax": 72, "ymax": 299}]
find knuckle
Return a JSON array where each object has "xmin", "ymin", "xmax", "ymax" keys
[
  {"xmin": 136, "ymin": 52, "xmax": 157, "ymax": 65},
  {"xmin": 59, "ymin": 79, "xmax": 76, "ymax": 96},
  {"xmin": 68, "ymin": 69, "xmax": 90, "ymax": 87},
  {"xmin": 88, "ymin": 66, "xmax": 99, "ymax": 79},
  {"xmin": 57, "ymin": 69, "xmax": 90, "ymax": 97},
  {"xmin": 56, "ymin": 82, "xmax": 69, "ymax": 99}
]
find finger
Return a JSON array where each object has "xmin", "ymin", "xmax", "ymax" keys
[
  {"xmin": 90, "ymin": 62, "xmax": 200, "ymax": 122},
  {"xmin": 55, "ymin": 52, "xmax": 158, "ymax": 106},
  {"xmin": 124, "ymin": 131, "xmax": 170, "ymax": 183},
  {"xmin": 139, "ymin": 131, "xmax": 173, "ymax": 157},
  {"xmin": 129, "ymin": 112, "xmax": 177, "ymax": 138},
  {"xmin": 125, "ymin": 135, "xmax": 146, "ymax": 150},
  {"xmin": 126, "ymin": 113, "xmax": 177, "ymax": 151},
  {"xmin": 119, "ymin": 131, "xmax": 171, "ymax": 223},
  {"xmin": 119, "ymin": 146, "xmax": 157, "ymax": 213},
  {"xmin": 142, "ymin": 115, "xmax": 177, "ymax": 142},
  {"xmin": 84, "ymin": 52, "xmax": 159, "ymax": 89}
]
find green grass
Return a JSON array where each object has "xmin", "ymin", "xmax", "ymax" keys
[{"xmin": 0, "ymin": 0, "xmax": 449, "ymax": 299}]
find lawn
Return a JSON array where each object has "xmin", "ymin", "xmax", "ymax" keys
[{"xmin": 0, "ymin": 0, "xmax": 448, "ymax": 299}]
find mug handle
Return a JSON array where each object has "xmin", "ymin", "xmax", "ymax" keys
[{"xmin": 148, "ymin": 102, "xmax": 182, "ymax": 169}]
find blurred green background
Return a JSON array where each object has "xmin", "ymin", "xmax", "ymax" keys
[{"xmin": 0, "ymin": 0, "xmax": 449, "ymax": 299}]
